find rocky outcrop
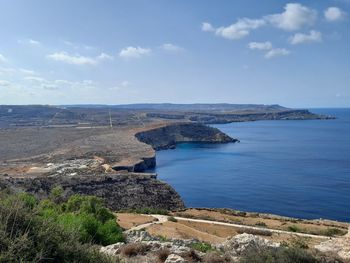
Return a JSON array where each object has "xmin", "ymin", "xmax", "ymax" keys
[
  {"xmin": 315, "ymin": 236, "xmax": 350, "ymax": 260},
  {"xmin": 219, "ymin": 233, "xmax": 280, "ymax": 260},
  {"xmin": 101, "ymin": 231, "xmax": 281, "ymax": 262},
  {"xmin": 112, "ymin": 155, "xmax": 156, "ymax": 172},
  {"xmin": 0, "ymin": 173, "xmax": 185, "ymax": 210},
  {"xmin": 135, "ymin": 123, "xmax": 238, "ymax": 150}
]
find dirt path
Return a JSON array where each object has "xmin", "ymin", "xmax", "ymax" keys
[
  {"xmin": 126, "ymin": 214, "xmax": 332, "ymax": 240},
  {"xmin": 124, "ymin": 215, "xmax": 168, "ymax": 233}
]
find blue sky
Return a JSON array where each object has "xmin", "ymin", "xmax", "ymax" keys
[{"xmin": 0, "ymin": 0, "xmax": 349, "ymax": 107}]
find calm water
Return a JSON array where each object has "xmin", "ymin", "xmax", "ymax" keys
[{"xmin": 152, "ymin": 109, "xmax": 350, "ymax": 221}]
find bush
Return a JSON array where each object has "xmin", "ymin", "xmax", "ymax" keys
[
  {"xmin": 120, "ymin": 243, "xmax": 150, "ymax": 257},
  {"xmin": 289, "ymin": 237, "xmax": 310, "ymax": 249},
  {"xmin": 156, "ymin": 249, "xmax": 170, "ymax": 262},
  {"xmin": 324, "ymin": 227, "xmax": 345, "ymax": 237},
  {"xmin": 168, "ymin": 216, "xmax": 178, "ymax": 222},
  {"xmin": 180, "ymin": 249, "xmax": 202, "ymax": 262},
  {"xmin": 287, "ymin": 225, "xmax": 301, "ymax": 232},
  {"xmin": 0, "ymin": 190, "xmax": 122, "ymax": 263},
  {"xmin": 97, "ymin": 219, "xmax": 124, "ymax": 246},
  {"xmin": 240, "ymin": 247, "xmax": 317, "ymax": 263},
  {"xmin": 120, "ymin": 207, "xmax": 169, "ymax": 215},
  {"xmin": 203, "ymin": 252, "xmax": 229, "ymax": 263},
  {"xmin": 191, "ymin": 242, "xmax": 214, "ymax": 253},
  {"xmin": 255, "ymin": 221, "xmax": 267, "ymax": 227},
  {"xmin": 240, "ymin": 246, "xmax": 345, "ymax": 263},
  {"xmin": 236, "ymin": 227, "xmax": 272, "ymax": 236}
]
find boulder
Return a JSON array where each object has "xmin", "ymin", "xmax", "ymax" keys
[{"xmin": 222, "ymin": 233, "xmax": 279, "ymax": 259}]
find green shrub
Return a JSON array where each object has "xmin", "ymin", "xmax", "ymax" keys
[
  {"xmin": 168, "ymin": 216, "xmax": 178, "ymax": 222},
  {"xmin": 255, "ymin": 221, "xmax": 267, "ymax": 227},
  {"xmin": 236, "ymin": 227, "xmax": 272, "ymax": 236},
  {"xmin": 287, "ymin": 225, "xmax": 301, "ymax": 232},
  {"xmin": 324, "ymin": 227, "xmax": 345, "ymax": 237},
  {"xmin": 97, "ymin": 219, "xmax": 124, "ymax": 246},
  {"xmin": 0, "ymin": 190, "xmax": 122, "ymax": 263},
  {"xmin": 191, "ymin": 242, "xmax": 214, "ymax": 253}
]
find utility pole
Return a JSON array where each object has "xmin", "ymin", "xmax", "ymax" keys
[{"xmin": 109, "ymin": 109, "xmax": 113, "ymax": 129}]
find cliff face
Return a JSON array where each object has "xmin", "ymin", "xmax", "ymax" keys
[
  {"xmin": 0, "ymin": 122, "xmax": 237, "ymax": 211},
  {"xmin": 0, "ymin": 173, "xmax": 185, "ymax": 211},
  {"xmin": 135, "ymin": 123, "xmax": 238, "ymax": 150}
]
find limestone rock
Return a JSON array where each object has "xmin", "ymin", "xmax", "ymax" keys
[
  {"xmin": 0, "ymin": 173, "xmax": 185, "ymax": 210},
  {"xmin": 100, "ymin": 242, "xmax": 124, "ymax": 256},
  {"xmin": 222, "ymin": 233, "xmax": 279, "ymax": 258},
  {"xmin": 315, "ymin": 237, "xmax": 350, "ymax": 259},
  {"xmin": 165, "ymin": 254, "xmax": 188, "ymax": 263}
]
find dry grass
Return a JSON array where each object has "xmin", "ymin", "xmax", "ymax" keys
[
  {"xmin": 236, "ymin": 227, "xmax": 272, "ymax": 236},
  {"xmin": 146, "ymin": 221, "xmax": 225, "ymax": 244},
  {"xmin": 116, "ymin": 213, "xmax": 156, "ymax": 230},
  {"xmin": 177, "ymin": 220, "xmax": 238, "ymax": 238},
  {"xmin": 120, "ymin": 243, "xmax": 150, "ymax": 257},
  {"xmin": 155, "ymin": 249, "xmax": 170, "ymax": 263},
  {"xmin": 173, "ymin": 209, "xmax": 349, "ymax": 237}
]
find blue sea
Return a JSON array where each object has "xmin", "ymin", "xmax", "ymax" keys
[{"xmin": 152, "ymin": 109, "xmax": 350, "ymax": 222}]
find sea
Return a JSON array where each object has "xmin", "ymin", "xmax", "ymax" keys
[{"xmin": 152, "ymin": 109, "xmax": 350, "ymax": 222}]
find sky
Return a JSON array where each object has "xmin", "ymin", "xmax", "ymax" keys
[{"xmin": 0, "ymin": 0, "xmax": 349, "ymax": 108}]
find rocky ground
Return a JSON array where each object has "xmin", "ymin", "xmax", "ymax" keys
[
  {"xmin": 102, "ymin": 210, "xmax": 350, "ymax": 262},
  {"xmin": 0, "ymin": 120, "xmax": 236, "ymax": 210},
  {"xmin": 0, "ymin": 104, "xmax": 345, "ymax": 261}
]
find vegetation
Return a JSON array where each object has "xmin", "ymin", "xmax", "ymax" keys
[
  {"xmin": 287, "ymin": 225, "xmax": 301, "ymax": 232},
  {"xmin": 240, "ymin": 246, "xmax": 345, "ymax": 263},
  {"xmin": 324, "ymin": 227, "xmax": 346, "ymax": 237},
  {"xmin": 255, "ymin": 221, "xmax": 267, "ymax": 227},
  {"xmin": 119, "ymin": 207, "xmax": 169, "ymax": 215},
  {"xmin": 190, "ymin": 242, "xmax": 215, "ymax": 253},
  {"xmin": 0, "ymin": 189, "xmax": 123, "ymax": 263},
  {"xmin": 156, "ymin": 249, "xmax": 170, "ymax": 262},
  {"xmin": 168, "ymin": 216, "xmax": 178, "ymax": 222},
  {"xmin": 236, "ymin": 227, "xmax": 272, "ymax": 236},
  {"xmin": 120, "ymin": 243, "xmax": 150, "ymax": 257}
]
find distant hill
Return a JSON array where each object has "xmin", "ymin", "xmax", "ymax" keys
[{"xmin": 62, "ymin": 103, "xmax": 288, "ymax": 112}]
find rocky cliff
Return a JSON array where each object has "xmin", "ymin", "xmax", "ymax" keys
[
  {"xmin": 135, "ymin": 123, "xmax": 238, "ymax": 150},
  {"xmin": 0, "ymin": 173, "xmax": 185, "ymax": 210}
]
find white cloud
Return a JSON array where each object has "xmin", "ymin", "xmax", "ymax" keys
[
  {"xmin": 324, "ymin": 7, "xmax": 346, "ymax": 21},
  {"xmin": 121, "ymin": 81, "xmax": 130, "ymax": 87},
  {"xmin": 265, "ymin": 3, "xmax": 317, "ymax": 31},
  {"xmin": 0, "ymin": 67, "xmax": 16, "ymax": 75},
  {"xmin": 19, "ymin": 68, "xmax": 36, "ymax": 75},
  {"xmin": 248, "ymin": 41, "xmax": 272, "ymax": 50},
  {"xmin": 97, "ymin": 52, "xmax": 114, "ymax": 60},
  {"xmin": 0, "ymin": 54, "xmax": 7, "ymax": 63},
  {"xmin": 28, "ymin": 39, "xmax": 40, "ymax": 45},
  {"xmin": 24, "ymin": 76, "xmax": 47, "ymax": 82},
  {"xmin": 265, "ymin": 48, "xmax": 290, "ymax": 59},
  {"xmin": 161, "ymin": 43, "xmax": 184, "ymax": 52},
  {"xmin": 47, "ymin": 52, "xmax": 97, "ymax": 65},
  {"xmin": 110, "ymin": 80, "xmax": 131, "ymax": 91},
  {"xmin": 289, "ymin": 30, "xmax": 322, "ymax": 45},
  {"xmin": 0, "ymin": 80, "xmax": 11, "ymax": 86},
  {"xmin": 203, "ymin": 19, "xmax": 266, "ymax": 40},
  {"xmin": 119, "ymin": 46, "xmax": 151, "ymax": 59},
  {"xmin": 18, "ymin": 39, "xmax": 41, "ymax": 46},
  {"xmin": 202, "ymin": 3, "xmax": 317, "ymax": 40},
  {"xmin": 201, "ymin": 22, "xmax": 215, "ymax": 32}
]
